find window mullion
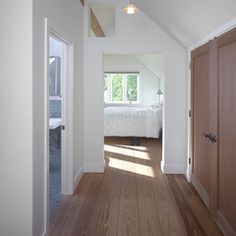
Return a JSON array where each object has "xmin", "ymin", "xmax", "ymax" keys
[{"xmin": 109, "ymin": 74, "xmax": 112, "ymax": 103}]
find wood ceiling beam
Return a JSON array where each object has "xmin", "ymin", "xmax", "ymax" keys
[{"xmin": 90, "ymin": 8, "xmax": 105, "ymax": 37}]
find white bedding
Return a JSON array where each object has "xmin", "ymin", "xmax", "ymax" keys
[{"xmin": 104, "ymin": 107, "xmax": 162, "ymax": 138}]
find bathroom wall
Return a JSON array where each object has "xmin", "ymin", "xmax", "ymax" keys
[{"xmin": 49, "ymin": 100, "xmax": 61, "ymax": 118}]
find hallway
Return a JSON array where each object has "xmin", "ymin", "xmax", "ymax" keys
[{"xmin": 49, "ymin": 138, "xmax": 222, "ymax": 236}]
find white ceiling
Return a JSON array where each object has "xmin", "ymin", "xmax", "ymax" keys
[{"xmin": 133, "ymin": 0, "xmax": 236, "ymax": 47}]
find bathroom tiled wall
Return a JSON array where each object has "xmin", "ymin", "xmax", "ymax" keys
[
  {"xmin": 49, "ymin": 126, "xmax": 61, "ymax": 218},
  {"xmin": 49, "ymin": 99, "xmax": 61, "ymax": 118}
]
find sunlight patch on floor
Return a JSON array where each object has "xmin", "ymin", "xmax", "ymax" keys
[
  {"xmin": 104, "ymin": 144, "xmax": 150, "ymax": 160},
  {"xmin": 108, "ymin": 156, "xmax": 155, "ymax": 178},
  {"xmin": 113, "ymin": 144, "xmax": 147, "ymax": 151}
]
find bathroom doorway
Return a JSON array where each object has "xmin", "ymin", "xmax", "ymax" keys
[
  {"xmin": 46, "ymin": 31, "xmax": 74, "ymax": 225},
  {"xmin": 48, "ymin": 36, "xmax": 64, "ymax": 219}
]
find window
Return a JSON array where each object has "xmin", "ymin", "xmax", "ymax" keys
[{"xmin": 104, "ymin": 73, "xmax": 139, "ymax": 103}]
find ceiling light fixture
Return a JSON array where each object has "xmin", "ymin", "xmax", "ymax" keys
[{"xmin": 123, "ymin": 2, "xmax": 139, "ymax": 15}]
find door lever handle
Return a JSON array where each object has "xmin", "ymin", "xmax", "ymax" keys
[{"xmin": 202, "ymin": 133, "xmax": 217, "ymax": 143}]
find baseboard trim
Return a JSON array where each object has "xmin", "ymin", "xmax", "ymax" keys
[
  {"xmin": 217, "ymin": 210, "xmax": 236, "ymax": 236},
  {"xmin": 161, "ymin": 161, "xmax": 185, "ymax": 174},
  {"xmin": 84, "ymin": 163, "xmax": 104, "ymax": 173},
  {"xmin": 73, "ymin": 167, "xmax": 84, "ymax": 192},
  {"xmin": 191, "ymin": 174, "xmax": 210, "ymax": 208}
]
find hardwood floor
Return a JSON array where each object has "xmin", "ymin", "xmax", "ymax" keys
[{"xmin": 49, "ymin": 138, "xmax": 223, "ymax": 236}]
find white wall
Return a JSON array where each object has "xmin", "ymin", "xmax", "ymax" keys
[
  {"xmin": 0, "ymin": 1, "xmax": 33, "ymax": 236},
  {"xmin": 33, "ymin": 0, "xmax": 84, "ymax": 235},
  {"xmin": 83, "ymin": 0, "xmax": 187, "ymax": 174},
  {"xmin": 104, "ymin": 54, "xmax": 161, "ymax": 107}
]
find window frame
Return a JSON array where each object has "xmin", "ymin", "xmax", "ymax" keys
[{"xmin": 104, "ymin": 72, "xmax": 140, "ymax": 104}]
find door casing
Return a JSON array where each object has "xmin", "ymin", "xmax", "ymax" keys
[{"xmin": 44, "ymin": 17, "xmax": 74, "ymax": 233}]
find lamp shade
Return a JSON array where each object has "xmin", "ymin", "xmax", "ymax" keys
[{"xmin": 157, "ymin": 89, "xmax": 163, "ymax": 95}]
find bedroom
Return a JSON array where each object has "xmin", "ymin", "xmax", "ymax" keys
[
  {"xmin": 103, "ymin": 53, "xmax": 164, "ymax": 177},
  {"xmin": 103, "ymin": 53, "xmax": 164, "ymax": 174}
]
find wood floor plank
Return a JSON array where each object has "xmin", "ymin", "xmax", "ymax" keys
[
  {"xmin": 116, "ymin": 145, "xmax": 140, "ymax": 236},
  {"xmin": 134, "ymin": 140, "xmax": 163, "ymax": 236},
  {"xmin": 70, "ymin": 173, "xmax": 104, "ymax": 236},
  {"xmin": 167, "ymin": 175, "xmax": 205, "ymax": 236},
  {"xmin": 136, "ymin": 175, "xmax": 163, "ymax": 235},
  {"xmin": 174, "ymin": 175, "xmax": 223, "ymax": 236},
  {"xmin": 117, "ymin": 172, "xmax": 140, "ymax": 236},
  {"xmin": 86, "ymin": 167, "xmax": 122, "ymax": 236},
  {"xmin": 49, "ymin": 137, "xmax": 222, "ymax": 236},
  {"xmin": 150, "ymin": 146, "xmax": 187, "ymax": 236},
  {"xmin": 49, "ymin": 174, "xmax": 95, "ymax": 236}
]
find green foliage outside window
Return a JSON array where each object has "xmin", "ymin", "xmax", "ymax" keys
[
  {"xmin": 126, "ymin": 74, "xmax": 137, "ymax": 102},
  {"xmin": 104, "ymin": 73, "xmax": 139, "ymax": 103},
  {"xmin": 112, "ymin": 74, "xmax": 124, "ymax": 102}
]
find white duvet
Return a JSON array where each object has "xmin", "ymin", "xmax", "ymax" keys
[{"xmin": 104, "ymin": 107, "xmax": 162, "ymax": 138}]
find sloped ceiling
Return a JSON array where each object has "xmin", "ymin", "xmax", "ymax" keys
[
  {"xmin": 133, "ymin": 0, "xmax": 236, "ymax": 47},
  {"xmin": 135, "ymin": 54, "xmax": 165, "ymax": 79}
]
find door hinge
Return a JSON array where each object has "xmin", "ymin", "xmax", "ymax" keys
[
  {"xmin": 61, "ymin": 125, "xmax": 65, "ymax": 130},
  {"xmin": 189, "ymin": 110, "xmax": 192, "ymax": 118},
  {"xmin": 189, "ymin": 158, "xmax": 191, "ymax": 165}
]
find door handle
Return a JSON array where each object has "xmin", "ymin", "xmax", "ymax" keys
[{"xmin": 202, "ymin": 133, "xmax": 217, "ymax": 143}]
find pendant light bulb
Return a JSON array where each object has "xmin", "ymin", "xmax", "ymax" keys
[{"xmin": 123, "ymin": 2, "xmax": 139, "ymax": 15}]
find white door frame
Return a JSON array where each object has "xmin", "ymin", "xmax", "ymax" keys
[{"xmin": 44, "ymin": 17, "xmax": 74, "ymax": 232}]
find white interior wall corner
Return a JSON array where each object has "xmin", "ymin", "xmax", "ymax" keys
[
  {"xmin": 83, "ymin": 0, "xmax": 188, "ymax": 175},
  {"xmin": 33, "ymin": 0, "xmax": 84, "ymax": 235}
]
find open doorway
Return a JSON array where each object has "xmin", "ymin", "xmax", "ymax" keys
[
  {"xmin": 44, "ymin": 20, "xmax": 75, "ymax": 232},
  {"xmin": 48, "ymin": 36, "xmax": 64, "ymax": 219},
  {"xmin": 103, "ymin": 53, "xmax": 164, "ymax": 176},
  {"xmin": 45, "ymin": 29, "xmax": 74, "ymax": 227}
]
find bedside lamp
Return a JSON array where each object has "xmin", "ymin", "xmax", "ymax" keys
[{"xmin": 157, "ymin": 89, "xmax": 163, "ymax": 104}]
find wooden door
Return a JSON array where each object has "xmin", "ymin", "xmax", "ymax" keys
[
  {"xmin": 191, "ymin": 43, "xmax": 212, "ymax": 208},
  {"xmin": 217, "ymin": 29, "xmax": 236, "ymax": 236}
]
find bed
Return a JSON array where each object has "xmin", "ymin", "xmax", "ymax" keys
[{"xmin": 104, "ymin": 107, "xmax": 162, "ymax": 138}]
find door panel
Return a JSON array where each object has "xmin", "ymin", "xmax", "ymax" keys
[
  {"xmin": 191, "ymin": 43, "xmax": 211, "ymax": 206},
  {"xmin": 218, "ymin": 30, "xmax": 236, "ymax": 235},
  {"xmin": 191, "ymin": 29, "xmax": 236, "ymax": 236}
]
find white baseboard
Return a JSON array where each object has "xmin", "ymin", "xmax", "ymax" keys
[
  {"xmin": 84, "ymin": 163, "xmax": 104, "ymax": 173},
  {"xmin": 185, "ymin": 166, "xmax": 192, "ymax": 182},
  {"xmin": 73, "ymin": 167, "xmax": 84, "ymax": 191},
  {"xmin": 161, "ymin": 161, "xmax": 185, "ymax": 174}
]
